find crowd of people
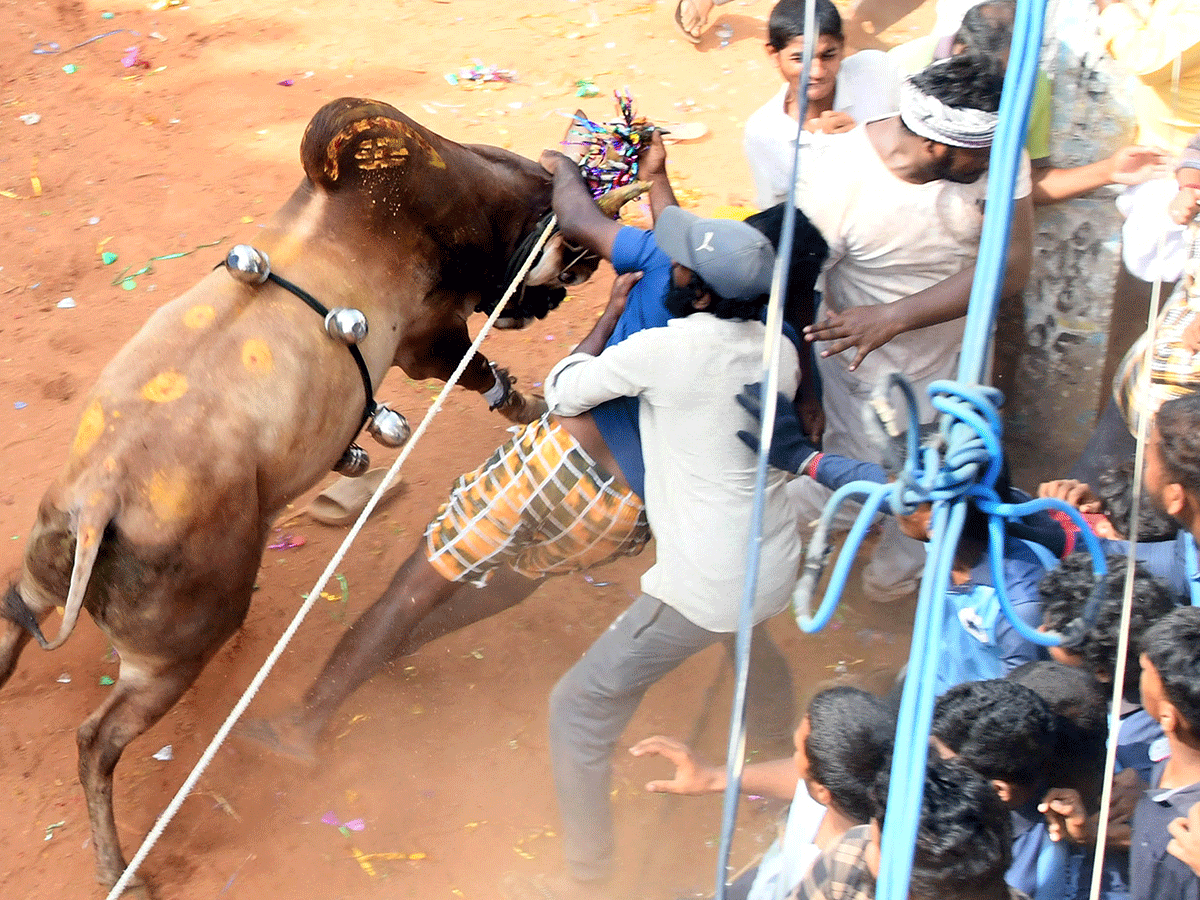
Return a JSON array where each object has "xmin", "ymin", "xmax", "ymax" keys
[{"xmin": 237, "ymin": 0, "xmax": 1200, "ymax": 898}]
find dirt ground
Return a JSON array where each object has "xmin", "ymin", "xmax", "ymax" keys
[{"xmin": 0, "ymin": 1, "xmax": 937, "ymax": 898}]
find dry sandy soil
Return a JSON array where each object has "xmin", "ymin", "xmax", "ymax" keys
[{"xmin": 0, "ymin": 1, "xmax": 934, "ymax": 898}]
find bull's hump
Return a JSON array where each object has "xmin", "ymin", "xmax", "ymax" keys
[{"xmin": 301, "ymin": 98, "xmax": 447, "ymax": 192}]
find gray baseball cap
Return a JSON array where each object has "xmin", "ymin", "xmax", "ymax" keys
[{"xmin": 653, "ymin": 206, "xmax": 775, "ymax": 301}]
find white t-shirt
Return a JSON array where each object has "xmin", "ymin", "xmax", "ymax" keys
[
  {"xmin": 794, "ymin": 124, "xmax": 1032, "ymax": 393},
  {"xmin": 743, "ymin": 50, "xmax": 900, "ymax": 210},
  {"xmin": 545, "ymin": 314, "xmax": 801, "ymax": 632},
  {"xmin": 747, "ymin": 780, "xmax": 826, "ymax": 900}
]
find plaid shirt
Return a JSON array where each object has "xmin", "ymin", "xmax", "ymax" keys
[
  {"xmin": 789, "ymin": 826, "xmax": 876, "ymax": 900},
  {"xmin": 788, "ymin": 825, "xmax": 1032, "ymax": 900}
]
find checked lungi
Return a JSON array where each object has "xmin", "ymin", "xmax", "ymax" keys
[{"xmin": 425, "ymin": 414, "xmax": 649, "ymax": 582}]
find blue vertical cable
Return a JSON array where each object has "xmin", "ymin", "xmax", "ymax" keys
[{"xmin": 875, "ymin": 1, "xmax": 1047, "ymax": 899}]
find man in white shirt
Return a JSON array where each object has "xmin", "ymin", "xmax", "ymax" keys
[
  {"xmin": 543, "ymin": 207, "xmax": 803, "ymax": 896},
  {"xmin": 792, "ymin": 52, "xmax": 1034, "ymax": 602}
]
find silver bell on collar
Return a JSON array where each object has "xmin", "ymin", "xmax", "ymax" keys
[
  {"xmin": 367, "ymin": 404, "xmax": 411, "ymax": 448},
  {"xmin": 225, "ymin": 245, "xmax": 271, "ymax": 284},
  {"xmin": 333, "ymin": 443, "xmax": 371, "ymax": 477},
  {"xmin": 325, "ymin": 307, "xmax": 369, "ymax": 345}
]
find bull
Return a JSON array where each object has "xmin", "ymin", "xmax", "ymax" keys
[{"xmin": 0, "ymin": 96, "xmax": 639, "ymax": 893}]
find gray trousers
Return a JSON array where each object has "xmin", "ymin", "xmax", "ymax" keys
[{"xmin": 548, "ymin": 593, "xmax": 793, "ymax": 882}]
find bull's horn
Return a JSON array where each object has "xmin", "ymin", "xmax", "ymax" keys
[{"xmin": 596, "ymin": 180, "xmax": 650, "ymax": 217}]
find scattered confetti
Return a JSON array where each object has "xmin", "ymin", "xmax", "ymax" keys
[
  {"xmin": 56, "ymin": 672, "xmax": 71, "ymax": 683},
  {"xmin": 101, "ymin": 252, "xmax": 118, "ymax": 265},
  {"xmin": 278, "ymin": 79, "xmax": 294, "ymax": 86},
  {"xmin": 99, "ymin": 675, "xmax": 115, "ymax": 686},
  {"xmin": 564, "ymin": 91, "xmax": 655, "ymax": 200},
  {"xmin": 447, "ymin": 61, "xmax": 518, "ymax": 87},
  {"xmin": 18, "ymin": 113, "xmax": 41, "ymax": 125},
  {"xmin": 62, "ymin": 64, "xmax": 77, "ymax": 74},
  {"xmin": 268, "ymin": 534, "xmax": 306, "ymax": 550},
  {"xmin": 351, "ymin": 848, "xmax": 427, "ymax": 878},
  {"xmin": 152, "ymin": 745, "xmax": 173, "ymax": 761},
  {"xmin": 121, "ymin": 46, "xmax": 151, "ymax": 69},
  {"xmin": 44, "ymin": 821, "xmax": 65, "ymax": 841},
  {"xmin": 57, "ymin": 297, "xmax": 76, "ymax": 309}
]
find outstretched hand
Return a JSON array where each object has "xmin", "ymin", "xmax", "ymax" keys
[
  {"xmin": 628, "ymin": 735, "xmax": 723, "ymax": 795},
  {"xmin": 804, "ymin": 305, "xmax": 903, "ymax": 372},
  {"xmin": 1108, "ymin": 145, "xmax": 1171, "ymax": 186},
  {"xmin": 736, "ymin": 382, "xmax": 821, "ymax": 475}
]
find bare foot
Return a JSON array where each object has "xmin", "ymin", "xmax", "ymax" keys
[{"xmin": 231, "ymin": 715, "xmax": 320, "ymax": 767}]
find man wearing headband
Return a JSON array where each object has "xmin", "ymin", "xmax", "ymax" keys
[{"xmin": 790, "ymin": 52, "xmax": 1034, "ymax": 603}]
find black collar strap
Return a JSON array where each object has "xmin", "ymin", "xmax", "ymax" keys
[{"xmin": 218, "ymin": 257, "xmax": 377, "ymax": 432}]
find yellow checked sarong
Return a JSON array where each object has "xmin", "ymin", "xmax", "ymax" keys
[{"xmin": 425, "ymin": 415, "xmax": 650, "ymax": 582}]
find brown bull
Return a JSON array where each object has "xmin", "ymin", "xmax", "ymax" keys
[{"xmin": 0, "ymin": 96, "xmax": 635, "ymax": 893}]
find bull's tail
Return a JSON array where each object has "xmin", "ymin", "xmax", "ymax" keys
[
  {"xmin": 40, "ymin": 496, "xmax": 116, "ymax": 652},
  {"xmin": 3, "ymin": 582, "xmax": 44, "ymax": 644}
]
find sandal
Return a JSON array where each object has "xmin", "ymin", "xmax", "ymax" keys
[
  {"xmin": 304, "ymin": 468, "xmax": 406, "ymax": 526},
  {"xmin": 674, "ymin": 0, "xmax": 704, "ymax": 44}
]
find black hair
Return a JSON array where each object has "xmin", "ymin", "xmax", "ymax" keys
[
  {"xmin": 767, "ymin": 0, "xmax": 843, "ymax": 50},
  {"xmin": 1039, "ymin": 552, "xmax": 1180, "ymax": 703},
  {"xmin": 931, "ymin": 679, "xmax": 1055, "ymax": 788},
  {"xmin": 662, "ymin": 270, "xmax": 768, "ymax": 321},
  {"xmin": 804, "ymin": 686, "xmax": 896, "ymax": 823},
  {"xmin": 952, "ymin": 0, "xmax": 1016, "ymax": 59},
  {"xmin": 908, "ymin": 52, "xmax": 1005, "ymax": 115},
  {"xmin": 744, "ymin": 203, "xmax": 828, "ymax": 337},
  {"xmin": 1007, "ymin": 661, "xmax": 1108, "ymax": 803},
  {"xmin": 1156, "ymin": 391, "xmax": 1200, "ymax": 496},
  {"xmin": 1096, "ymin": 458, "xmax": 1180, "ymax": 542},
  {"xmin": 1143, "ymin": 606, "xmax": 1200, "ymax": 733},
  {"xmin": 872, "ymin": 756, "xmax": 1013, "ymax": 900}
]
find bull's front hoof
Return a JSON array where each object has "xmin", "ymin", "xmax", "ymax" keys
[
  {"xmin": 98, "ymin": 872, "xmax": 154, "ymax": 900},
  {"xmin": 496, "ymin": 391, "xmax": 547, "ymax": 425}
]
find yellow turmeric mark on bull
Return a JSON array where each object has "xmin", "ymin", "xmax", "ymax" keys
[
  {"xmin": 242, "ymin": 339, "xmax": 274, "ymax": 375},
  {"xmin": 147, "ymin": 469, "xmax": 193, "ymax": 523},
  {"xmin": 72, "ymin": 400, "xmax": 105, "ymax": 458},
  {"xmin": 325, "ymin": 116, "xmax": 419, "ymax": 181},
  {"xmin": 184, "ymin": 304, "xmax": 216, "ymax": 329},
  {"xmin": 142, "ymin": 371, "xmax": 188, "ymax": 404},
  {"xmin": 79, "ymin": 525, "xmax": 99, "ymax": 550},
  {"xmin": 354, "ymin": 137, "xmax": 410, "ymax": 171}
]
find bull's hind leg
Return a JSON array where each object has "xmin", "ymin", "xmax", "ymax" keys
[{"xmin": 77, "ymin": 654, "xmax": 206, "ymax": 891}]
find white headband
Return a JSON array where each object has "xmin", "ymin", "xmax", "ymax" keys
[{"xmin": 899, "ymin": 77, "xmax": 998, "ymax": 149}]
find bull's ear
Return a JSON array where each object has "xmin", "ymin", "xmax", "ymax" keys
[{"xmin": 596, "ymin": 180, "xmax": 650, "ymax": 218}]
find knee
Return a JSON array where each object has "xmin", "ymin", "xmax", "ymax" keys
[{"xmin": 548, "ymin": 669, "xmax": 580, "ymax": 736}]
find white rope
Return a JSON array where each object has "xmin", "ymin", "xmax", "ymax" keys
[
  {"xmin": 104, "ymin": 214, "xmax": 558, "ymax": 899},
  {"xmin": 1086, "ymin": 225, "xmax": 1170, "ymax": 900}
]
